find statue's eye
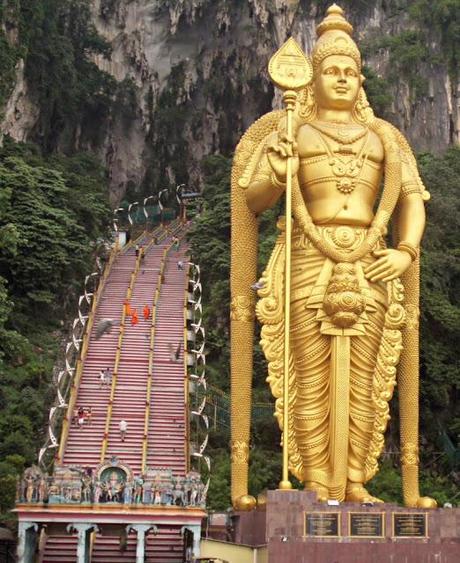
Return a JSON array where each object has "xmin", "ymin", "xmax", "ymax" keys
[
  {"xmin": 324, "ymin": 68, "xmax": 336, "ymax": 75},
  {"xmin": 346, "ymin": 69, "xmax": 357, "ymax": 77}
]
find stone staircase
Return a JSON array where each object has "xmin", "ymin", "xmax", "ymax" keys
[
  {"xmin": 104, "ymin": 241, "xmax": 166, "ymax": 474},
  {"xmin": 42, "ymin": 535, "xmax": 77, "ymax": 562},
  {"xmin": 92, "ymin": 532, "xmax": 137, "ymax": 562},
  {"xmin": 147, "ymin": 242, "xmax": 189, "ymax": 475},
  {"xmin": 39, "ymin": 225, "xmax": 196, "ymax": 562},
  {"xmin": 146, "ymin": 527, "xmax": 185, "ymax": 562},
  {"xmin": 62, "ymin": 247, "xmax": 138, "ymax": 468}
]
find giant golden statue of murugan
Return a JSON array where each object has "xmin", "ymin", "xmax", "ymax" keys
[{"xmin": 230, "ymin": 4, "xmax": 437, "ymax": 510}]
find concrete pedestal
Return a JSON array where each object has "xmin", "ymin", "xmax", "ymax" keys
[{"xmin": 231, "ymin": 490, "xmax": 460, "ymax": 563}]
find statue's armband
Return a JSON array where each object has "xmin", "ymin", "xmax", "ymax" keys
[
  {"xmin": 238, "ymin": 132, "xmax": 276, "ymax": 189},
  {"xmin": 399, "ymin": 154, "xmax": 425, "ymax": 200}
]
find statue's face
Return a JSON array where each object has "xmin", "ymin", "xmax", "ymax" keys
[{"xmin": 314, "ymin": 55, "xmax": 361, "ymax": 111}]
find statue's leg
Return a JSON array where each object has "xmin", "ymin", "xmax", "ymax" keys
[
  {"xmin": 291, "ymin": 299, "xmax": 331, "ymax": 498},
  {"xmin": 346, "ymin": 298, "xmax": 386, "ymax": 503}
]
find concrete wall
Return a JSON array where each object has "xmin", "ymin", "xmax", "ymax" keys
[{"xmin": 200, "ymin": 539, "xmax": 267, "ymax": 563}]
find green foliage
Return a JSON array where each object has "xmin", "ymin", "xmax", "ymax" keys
[
  {"xmin": 0, "ymin": 151, "xmax": 110, "ymax": 313},
  {"xmin": 0, "ymin": 475, "xmax": 17, "ymax": 518},
  {"xmin": 0, "ymin": 1, "xmax": 23, "ymax": 111},
  {"xmin": 0, "ymin": 139, "xmax": 111, "ymax": 520},
  {"xmin": 206, "ymin": 450, "xmax": 231, "ymax": 510},
  {"xmin": 410, "ymin": 0, "xmax": 460, "ymax": 78},
  {"xmin": 369, "ymin": 462, "xmax": 459, "ymax": 506},
  {"xmin": 362, "ymin": 66, "xmax": 392, "ymax": 118},
  {"xmin": 0, "ymin": 0, "xmax": 117, "ymax": 150},
  {"xmin": 145, "ymin": 62, "xmax": 190, "ymax": 192},
  {"xmin": 373, "ymin": 30, "xmax": 430, "ymax": 98},
  {"xmin": 417, "ymin": 147, "xmax": 460, "ymax": 444},
  {"xmin": 361, "ymin": 0, "xmax": 460, "ymax": 99},
  {"xmin": 187, "ymin": 156, "xmax": 231, "ymax": 389}
]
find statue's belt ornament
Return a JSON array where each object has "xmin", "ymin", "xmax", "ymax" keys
[{"xmin": 323, "ymin": 262, "xmax": 366, "ymax": 328}]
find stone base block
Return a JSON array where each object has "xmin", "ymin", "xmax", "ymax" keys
[
  {"xmin": 265, "ymin": 490, "xmax": 459, "ymax": 563},
  {"xmin": 229, "ymin": 490, "xmax": 460, "ymax": 562}
]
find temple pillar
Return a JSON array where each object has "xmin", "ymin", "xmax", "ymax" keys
[
  {"xmin": 17, "ymin": 522, "xmax": 38, "ymax": 563},
  {"xmin": 181, "ymin": 524, "xmax": 201, "ymax": 559},
  {"xmin": 127, "ymin": 524, "xmax": 158, "ymax": 563},
  {"xmin": 67, "ymin": 523, "xmax": 98, "ymax": 563}
]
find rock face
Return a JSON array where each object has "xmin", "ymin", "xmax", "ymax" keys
[
  {"xmin": 1, "ymin": 60, "xmax": 40, "ymax": 144},
  {"xmin": 1, "ymin": 0, "xmax": 459, "ymax": 203}
]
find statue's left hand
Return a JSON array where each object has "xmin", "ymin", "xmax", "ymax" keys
[{"xmin": 364, "ymin": 249, "xmax": 412, "ymax": 282}]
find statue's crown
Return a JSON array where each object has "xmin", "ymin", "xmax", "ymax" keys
[{"xmin": 313, "ymin": 4, "xmax": 361, "ymax": 70}]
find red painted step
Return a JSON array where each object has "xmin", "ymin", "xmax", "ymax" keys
[{"xmin": 42, "ymin": 535, "xmax": 77, "ymax": 563}]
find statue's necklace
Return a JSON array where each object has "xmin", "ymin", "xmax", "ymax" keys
[
  {"xmin": 309, "ymin": 121, "xmax": 368, "ymax": 146},
  {"xmin": 310, "ymin": 123, "xmax": 370, "ymax": 195}
]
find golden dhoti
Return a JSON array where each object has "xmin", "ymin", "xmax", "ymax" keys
[{"xmin": 257, "ymin": 223, "xmax": 405, "ymax": 501}]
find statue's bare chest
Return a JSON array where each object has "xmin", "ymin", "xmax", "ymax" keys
[{"xmin": 296, "ymin": 122, "xmax": 384, "ymax": 196}]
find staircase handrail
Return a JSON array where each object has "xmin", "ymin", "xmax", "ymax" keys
[
  {"xmin": 57, "ymin": 244, "xmax": 119, "ymax": 463},
  {"xmin": 184, "ymin": 260, "xmax": 191, "ymax": 473}
]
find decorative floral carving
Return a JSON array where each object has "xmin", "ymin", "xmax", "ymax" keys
[
  {"xmin": 405, "ymin": 304, "xmax": 420, "ymax": 330},
  {"xmin": 401, "ymin": 443, "xmax": 419, "ymax": 466},
  {"xmin": 230, "ymin": 295, "xmax": 255, "ymax": 322},
  {"xmin": 231, "ymin": 440, "xmax": 249, "ymax": 463}
]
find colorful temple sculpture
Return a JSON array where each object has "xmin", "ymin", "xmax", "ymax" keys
[{"xmin": 16, "ymin": 221, "xmax": 208, "ymax": 563}]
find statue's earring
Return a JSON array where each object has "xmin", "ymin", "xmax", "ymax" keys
[{"xmin": 299, "ymin": 84, "xmax": 317, "ymax": 120}]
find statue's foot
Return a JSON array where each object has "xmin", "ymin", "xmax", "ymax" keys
[
  {"xmin": 417, "ymin": 496, "xmax": 437, "ymax": 509},
  {"xmin": 233, "ymin": 494, "xmax": 257, "ymax": 511},
  {"xmin": 345, "ymin": 483, "xmax": 384, "ymax": 504},
  {"xmin": 407, "ymin": 496, "xmax": 437, "ymax": 509},
  {"xmin": 305, "ymin": 481, "xmax": 329, "ymax": 502}
]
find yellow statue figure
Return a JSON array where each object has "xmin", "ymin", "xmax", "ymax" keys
[{"xmin": 230, "ymin": 4, "xmax": 437, "ymax": 510}]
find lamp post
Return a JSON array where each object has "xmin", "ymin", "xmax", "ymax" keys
[
  {"xmin": 158, "ymin": 188, "xmax": 169, "ymax": 226},
  {"xmin": 143, "ymin": 195, "xmax": 157, "ymax": 230},
  {"xmin": 176, "ymin": 183, "xmax": 186, "ymax": 223},
  {"xmin": 127, "ymin": 201, "xmax": 139, "ymax": 226},
  {"xmin": 113, "ymin": 207, "xmax": 125, "ymax": 250}
]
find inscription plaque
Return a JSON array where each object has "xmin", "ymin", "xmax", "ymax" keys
[
  {"xmin": 393, "ymin": 512, "xmax": 427, "ymax": 538},
  {"xmin": 349, "ymin": 512, "xmax": 384, "ymax": 538},
  {"xmin": 304, "ymin": 512, "xmax": 340, "ymax": 537}
]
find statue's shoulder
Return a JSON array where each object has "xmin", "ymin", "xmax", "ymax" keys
[
  {"xmin": 367, "ymin": 127, "xmax": 385, "ymax": 161},
  {"xmin": 234, "ymin": 110, "xmax": 284, "ymax": 189}
]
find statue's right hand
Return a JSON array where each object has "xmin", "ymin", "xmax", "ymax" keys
[{"xmin": 266, "ymin": 133, "xmax": 299, "ymax": 185}]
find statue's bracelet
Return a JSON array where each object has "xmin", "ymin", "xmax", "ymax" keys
[
  {"xmin": 397, "ymin": 241, "xmax": 419, "ymax": 262},
  {"xmin": 270, "ymin": 173, "xmax": 286, "ymax": 191}
]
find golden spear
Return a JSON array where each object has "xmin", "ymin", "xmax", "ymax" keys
[{"xmin": 268, "ymin": 38, "xmax": 312, "ymax": 489}]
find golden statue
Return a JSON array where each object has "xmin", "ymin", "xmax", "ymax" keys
[{"xmin": 230, "ymin": 4, "xmax": 437, "ymax": 510}]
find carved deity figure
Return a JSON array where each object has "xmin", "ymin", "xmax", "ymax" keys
[
  {"xmin": 134, "ymin": 477, "xmax": 144, "ymax": 503},
  {"xmin": 230, "ymin": 4, "xmax": 437, "ymax": 509},
  {"xmin": 25, "ymin": 476, "xmax": 35, "ymax": 503}
]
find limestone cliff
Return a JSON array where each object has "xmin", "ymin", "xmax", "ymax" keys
[{"xmin": 1, "ymin": 0, "xmax": 458, "ymax": 203}]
